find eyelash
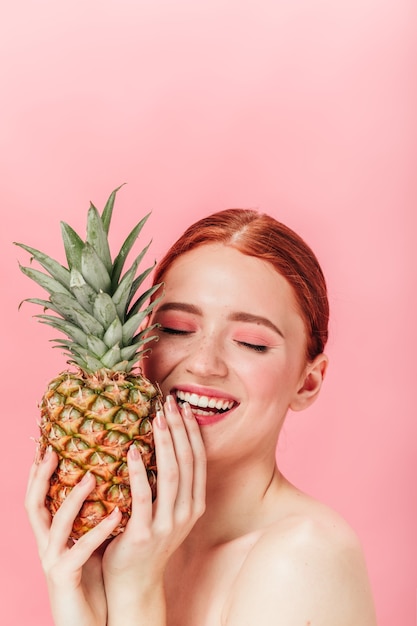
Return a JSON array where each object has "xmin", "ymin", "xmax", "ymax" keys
[
  {"xmin": 238, "ymin": 341, "xmax": 268, "ymax": 353},
  {"xmin": 160, "ymin": 327, "xmax": 191, "ymax": 335},
  {"xmin": 160, "ymin": 328, "xmax": 268, "ymax": 353}
]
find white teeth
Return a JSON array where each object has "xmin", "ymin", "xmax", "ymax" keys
[{"xmin": 176, "ymin": 390, "xmax": 235, "ymax": 411}]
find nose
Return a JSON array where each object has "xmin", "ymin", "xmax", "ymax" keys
[{"xmin": 185, "ymin": 332, "xmax": 228, "ymax": 379}]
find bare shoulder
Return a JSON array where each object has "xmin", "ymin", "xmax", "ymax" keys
[{"xmin": 224, "ymin": 497, "xmax": 377, "ymax": 626}]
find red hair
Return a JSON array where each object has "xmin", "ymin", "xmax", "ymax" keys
[{"xmin": 153, "ymin": 209, "xmax": 329, "ymax": 361}]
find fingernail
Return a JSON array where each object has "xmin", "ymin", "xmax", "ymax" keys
[
  {"xmin": 108, "ymin": 506, "xmax": 120, "ymax": 519},
  {"xmin": 166, "ymin": 394, "xmax": 176, "ymax": 411},
  {"xmin": 79, "ymin": 471, "xmax": 92, "ymax": 485},
  {"xmin": 183, "ymin": 402, "xmax": 194, "ymax": 420},
  {"xmin": 129, "ymin": 444, "xmax": 141, "ymax": 460},
  {"xmin": 156, "ymin": 409, "xmax": 167, "ymax": 429}
]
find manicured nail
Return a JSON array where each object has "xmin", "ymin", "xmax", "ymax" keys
[
  {"xmin": 166, "ymin": 394, "xmax": 176, "ymax": 411},
  {"xmin": 108, "ymin": 506, "xmax": 120, "ymax": 519},
  {"xmin": 156, "ymin": 409, "xmax": 167, "ymax": 429},
  {"xmin": 79, "ymin": 471, "xmax": 92, "ymax": 485},
  {"xmin": 182, "ymin": 402, "xmax": 194, "ymax": 420},
  {"xmin": 129, "ymin": 444, "xmax": 141, "ymax": 460}
]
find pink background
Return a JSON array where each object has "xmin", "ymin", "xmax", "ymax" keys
[{"xmin": 1, "ymin": 1, "xmax": 415, "ymax": 624}]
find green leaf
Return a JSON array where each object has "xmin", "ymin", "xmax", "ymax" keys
[
  {"xmin": 20, "ymin": 297, "xmax": 58, "ymax": 314},
  {"xmin": 121, "ymin": 309, "xmax": 150, "ymax": 345},
  {"xmin": 61, "ymin": 222, "xmax": 84, "ymax": 271},
  {"xmin": 18, "ymin": 264, "xmax": 72, "ymax": 297},
  {"xmin": 86, "ymin": 335, "xmax": 108, "ymax": 358},
  {"xmin": 51, "ymin": 292, "xmax": 105, "ymax": 337},
  {"xmin": 128, "ymin": 284, "xmax": 162, "ymax": 317},
  {"xmin": 132, "ymin": 323, "xmax": 160, "ymax": 345},
  {"xmin": 81, "ymin": 244, "xmax": 111, "ymax": 293},
  {"xmin": 112, "ymin": 360, "xmax": 130, "ymax": 372},
  {"xmin": 101, "ymin": 344, "xmax": 122, "ymax": 368},
  {"xmin": 101, "ymin": 184, "xmax": 126, "ymax": 235},
  {"xmin": 66, "ymin": 345, "xmax": 104, "ymax": 372},
  {"xmin": 111, "ymin": 256, "xmax": 141, "ymax": 320},
  {"xmin": 14, "ymin": 242, "xmax": 71, "ymax": 290},
  {"xmin": 103, "ymin": 316, "xmax": 123, "ymax": 348},
  {"xmin": 111, "ymin": 215, "xmax": 151, "ymax": 289},
  {"xmin": 86, "ymin": 204, "xmax": 112, "ymax": 273},
  {"xmin": 83, "ymin": 354, "xmax": 106, "ymax": 372},
  {"xmin": 93, "ymin": 292, "xmax": 118, "ymax": 328},
  {"xmin": 120, "ymin": 330, "xmax": 159, "ymax": 361},
  {"xmin": 69, "ymin": 269, "xmax": 97, "ymax": 314},
  {"xmin": 36, "ymin": 314, "xmax": 89, "ymax": 347},
  {"xmin": 119, "ymin": 344, "xmax": 140, "ymax": 361}
]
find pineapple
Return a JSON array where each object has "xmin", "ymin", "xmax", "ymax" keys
[{"xmin": 15, "ymin": 185, "xmax": 162, "ymax": 539}]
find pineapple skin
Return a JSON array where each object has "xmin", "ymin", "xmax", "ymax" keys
[{"xmin": 39, "ymin": 368, "xmax": 160, "ymax": 539}]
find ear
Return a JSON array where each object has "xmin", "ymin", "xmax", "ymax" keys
[{"xmin": 290, "ymin": 353, "xmax": 328, "ymax": 412}]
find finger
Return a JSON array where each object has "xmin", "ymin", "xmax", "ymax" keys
[
  {"xmin": 123, "ymin": 444, "xmax": 153, "ymax": 532},
  {"xmin": 180, "ymin": 402, "xmax": 207, "ymax": 510},
  {"xmin": 66, "ymin": 507, "xmax": 122, "ymax": 571},
  {"xmin": 165, "ymin": 400, "xmax": 196, "ymax": 515},
  {"xmin": 152, "ymin": 401, "xmax": 181, "ymax": 523},
  {"xmin": 47, "ymin": 472, "xmax": 97, "ymax": 552},
  {"xmin": 25, "ymin": 447, "xmax": 58, "ymax": 550}
]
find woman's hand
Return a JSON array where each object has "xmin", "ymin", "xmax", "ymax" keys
[
  {"xmin": 25, "ymin": 448, "xmax": 122, "ymax": 626},
  {"xmin": 102, "ymin": 396, "xmax": 207, "ymax": 625}
]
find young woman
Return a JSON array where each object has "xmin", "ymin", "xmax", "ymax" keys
[{"xmin": 26, "ymin": 209, "xmax": 377, "ymax": 625}]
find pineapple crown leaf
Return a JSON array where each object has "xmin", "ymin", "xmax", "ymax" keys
[
  {"xmin": 50, "ymin": 292, "xmax": 105, "ymax": 337},
  {"xmin": 121, "ymin": 298, "xmax": 162, "ymax": 346},
  {"xmin": 111, "ymin": 257, "xmax": 141, "ymax": 320},
  {"xmin": 69, "ymin": 270, "xmax": 96, "ymax": 314},
  {"xmin": 86, "ymin": 334, "xmax": 109, "ymax": 358},
  {"xmin": 18, "ymin": 263, "xmax": 72, "ymax": 298},
  {"xmin": 86, "ymin": 204, "xmax": 113, "ymax": 273},
  {"xmin": 81, "ymin": 243, "xmax": 112, "ymax": 293},
  {"xmin": 128, "ymin": 282, "xmax": 161, "ymax": 318},
  {"xmin": 101, "ymin": 344, "xmax": 123, "ymax": 369},
  {"xmin": 119, "ymin": 343, "xmax": 142, "ymax": 361},
  {"xmin": 16, "ymin": 185, "xmax": 162, "ymax": 374},
  {"xmin": 93, "ymin": 292, "xmax": 118, "ymax": 329},
  {"xmin": 13, "ymin": 242, "xmax": 71, "ymax": 290},
  {"xmin": 18, "ymin": 297, "xmax": 55, "ymax": 313},
  {"xmin": 132, "ymin": 323, "xmax": 160, "ymax": 345},
  {"xmin": 111, "ymin": 213, "xmax": 151, "ymax": 290},
  {"xmin": 61, "ymin": 221, "xmax": 84, "ymax": 271},
  {"xmin": 36, "ymin": 314, "xmax": 89, "ymax": 347},
  {"xmin": 103, "ymin": 317, "xmax": 123, "ymax": 348},
  {"xmin": 100, "ymin": 183, "xmax": 126, "ymax": 235},
  {"xmin": 122, "ymin": 309, "xmax": 150, "ymax": 345}
]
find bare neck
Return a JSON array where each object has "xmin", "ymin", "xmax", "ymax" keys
[{"xmin": 185, "ymin": 456, "xmax": 287, "ymax": 552}]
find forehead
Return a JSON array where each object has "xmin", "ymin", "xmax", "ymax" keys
[{"xmin": 160, "ymin": 244, "xmax": 301, "ymax": 320}]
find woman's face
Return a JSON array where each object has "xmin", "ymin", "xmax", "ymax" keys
[{"xmin": 143, "ymin": 244, "xmax": 314, "ymax": 460}]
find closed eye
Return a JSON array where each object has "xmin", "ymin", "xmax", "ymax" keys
[
  {"xmin": 160, "ymin": 327, "xmax": 192, "ymax": 336},
  {"xmin": 237, "ymin": 341, "xmax": 268, "ymax": 353}
]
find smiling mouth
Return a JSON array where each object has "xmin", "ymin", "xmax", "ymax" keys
[{"xmin": 174, "ymin": 389, "xmax": 238, "ymax": 416}]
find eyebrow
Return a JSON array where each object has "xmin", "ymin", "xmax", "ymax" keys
[{"xmin": 155, "ymin": 302, "xmax": 285, "ymax": 338}]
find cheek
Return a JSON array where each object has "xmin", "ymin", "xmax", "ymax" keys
[
  {"xmin": 243, "ymin": 356, "xmax": 301, "ymax": 403},
  {"xmin": 141, "ymin": 340, "xmax": 178, "ymax": 384}
]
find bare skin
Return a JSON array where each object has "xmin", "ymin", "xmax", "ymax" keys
[{"xmin": 26, "ymin": 244, "xmax": 377, "ymax": 625}]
